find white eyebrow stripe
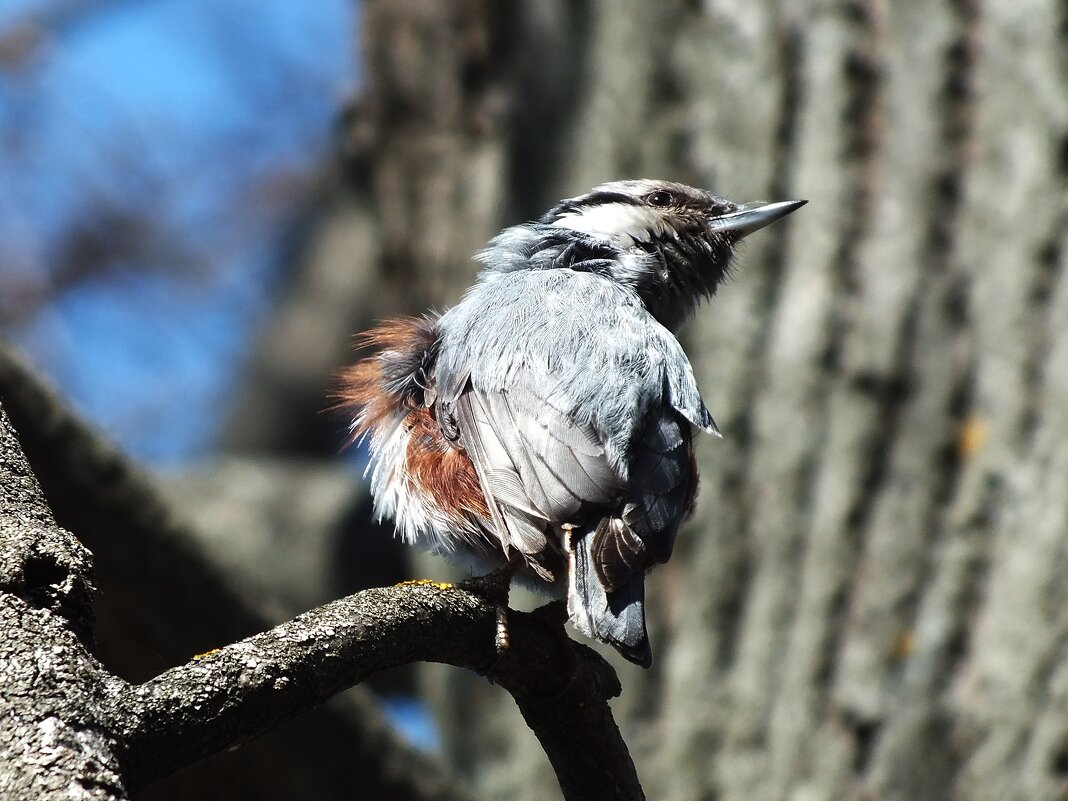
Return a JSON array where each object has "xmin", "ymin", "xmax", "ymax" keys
[{"xmin": 550, "ymin": 203, "xmax": 668, "ymax": 244}]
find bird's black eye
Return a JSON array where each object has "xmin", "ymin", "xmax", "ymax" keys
[{"xmin": 647, "ymin": 190, "xmax": 674, "ymax": 208}]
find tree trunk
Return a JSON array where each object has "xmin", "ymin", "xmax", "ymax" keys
[
  {"xmin": 360, "ymin": 1, "xmax": 1068, "ymax": 800},
  {"xmin": 4, "ymin": 0, "xmax": 1067, "ymax": 799}
]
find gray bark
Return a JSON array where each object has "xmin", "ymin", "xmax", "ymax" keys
[
  {"xmin": 0, "ymin": 403, "xmax": 125, "ymax": 801},
  {"xmin": 0, "ymin": 386, "xmax": 641, "ymax": 800},
  {"xmin": 313, "ymin": 2, "xmax": 1068, "ymax": 800}
]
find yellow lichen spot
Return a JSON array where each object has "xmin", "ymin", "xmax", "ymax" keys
[
  {"xmin": 396, "ymin": 578, "xmax": 454, "ymax": 591},
  {"xmin": 958, "ymin": 415, "xmax": 988, "ymax": 458},
  {"xmin": 193, "ymin": 648, "xmax": 221, "ymax": 660},
  {"xmin": 892, "ymin": 629, "xmax": 915, "ymax": 660}
]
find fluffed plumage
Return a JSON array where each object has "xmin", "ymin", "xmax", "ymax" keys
[{"xmin": 338, "ymin": 180, "xmax": 805, "ymax": 666}]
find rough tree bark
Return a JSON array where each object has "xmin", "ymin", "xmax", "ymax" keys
[
  {"xmin": 0, "ymin": 389, "xmax": 644, "ymax": 800},
  {"xmin": 0, "ymin": 343, "xmax": 457, "ymax": 801},
  {"xmin": 5, "ymin": 0, "xmax": 1068, "ymax": 799}
]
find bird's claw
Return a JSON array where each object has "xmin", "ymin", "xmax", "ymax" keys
[
  {"xmin": 456, "ymin": 554, "xmax": 520, "ymax": 606},
  {"xmin": 494, "ymin": 605, "xmax": 510, "ymax": 653},
  {"xmin": 457, "ymin": 557, "xmax": 524, "ymax": 681}
]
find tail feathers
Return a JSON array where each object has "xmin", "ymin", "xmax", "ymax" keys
[{"xmin": 566, "ymin": 529, "xmax": 652, "ymax": 668}]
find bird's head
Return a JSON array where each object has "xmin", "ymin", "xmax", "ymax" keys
[{"xmin": 493, "ymin": 179, "xmax": 805, "ymax": 330}]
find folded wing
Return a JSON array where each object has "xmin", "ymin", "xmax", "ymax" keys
[{"xmin": 444, "ymin": 379, "xmax": 621, "ymax": 579}]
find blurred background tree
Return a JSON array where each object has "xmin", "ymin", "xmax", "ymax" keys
[{"xmin": 2, "ymin": 0, "xmax": 1068, "ymax": 800}]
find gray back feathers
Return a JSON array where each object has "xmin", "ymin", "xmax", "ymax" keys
[{"xmin": 437, "ymin": 267, "xmax": 715, "ymax": 478}]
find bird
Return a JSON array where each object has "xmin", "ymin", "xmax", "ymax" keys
[{"xmin": 338, "ymin": 180, "xmax": 805, "ymax": 667}]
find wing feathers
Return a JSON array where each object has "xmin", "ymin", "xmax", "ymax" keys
[
  {"xmin": 455, "ymin": 392, "xmax": 551, "ymax": 565},
  {"xmin": 456, "ymin": 383, "xmax": 622, "ymax": 524},
  {"xmin": 588, "ymin": 413, "xmax": 695, "ymax": 587}
]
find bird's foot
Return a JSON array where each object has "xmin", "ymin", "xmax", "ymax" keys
[
  {"xmin": 458, "ymin": 556, "xmax": 523, "ymax": 679},
  {"xmin": 493, "ymin": 606, "xmax": 510, "ymax": 653},
  {"xmin": 456, "ymin": 555, "xmax": 520, "ymax": 606}
]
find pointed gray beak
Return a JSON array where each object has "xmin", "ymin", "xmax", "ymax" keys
[{"xmin": 711, "ymin": 199, "xmax": 807, "ymax": 238}]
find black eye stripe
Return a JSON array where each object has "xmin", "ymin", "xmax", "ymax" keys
[{"xmin": 578, "ymin": 191, "xmax": 645, "ymax": 208}]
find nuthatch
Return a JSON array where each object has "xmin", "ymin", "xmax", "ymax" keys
[{"xmin": 339, "ymin": 180, "xmax": 804, "ymax": 666}]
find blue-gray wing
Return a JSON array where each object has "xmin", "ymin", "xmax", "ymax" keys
[
  {"xmin": 442, "ymin": 375, "xmax": 623, "ymax": 578},
  {"xmin": 593, "ymin": 409, "xmax": 695, "ymax": 588},
  {"xmin": 570, "ymin": 408, "xmax": 696, "ymax": 668},
  {"xmin": 440, "ymin": 367, "xmax": 696, "ymax": 597}
]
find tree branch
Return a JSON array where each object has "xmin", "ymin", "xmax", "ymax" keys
[
  {"xmin": 1, "ymin": 342, "xmax": 487, "ymax": 801},
  {"xmin": 0, "ymin": 359, "xmax": 645, "ymax": 801},
  {"xmin": 116, "ymin": 583, "xmax": 643, "ymax": 801}
]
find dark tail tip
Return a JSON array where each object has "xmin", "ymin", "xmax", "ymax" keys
[
  {"xmin": 616, "ymin": 630, "xmax": 653, "ymax": 668},
  {"xmin": 567, "ymin": 531, "xmax": 654, "ymax": 668}
]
